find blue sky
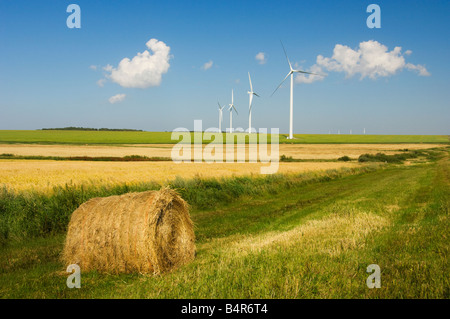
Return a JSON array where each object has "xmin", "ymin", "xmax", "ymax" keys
[{"xmin": 0, "ymin": 0, "xmax": 449, "ymax": 134}]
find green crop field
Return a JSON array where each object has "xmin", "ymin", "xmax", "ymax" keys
[
  {"xmin": 0, "ymin": 148, "xmax": 448, "ymax": 298},
  {"xmin": 0, "ymin": 130, "xmax": 448, "ymax": 145}
]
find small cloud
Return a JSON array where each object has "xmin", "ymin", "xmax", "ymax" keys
[
  {"xmin": 103, "ymin": 64, "xmax": 113, "ymax": 72},
  {"xmin": 97, "ymin": 79, "xmax": 106, "ymax": 87},
  {"xmin": 404, "ymin": 50, "xmax": 412, "ymax": 55},
  {"xmin": 103, "ymin": 38, "xmax": 171, "ymax": 89},
  {"xmin": 108, "ymin": 93, "xmax": 126, "ymax": 104},
  {"xmin": 406, "ymin": 63, "xmax": 431, "ymax": 76},
  {"xmin": 89, "ymin": 65, "xmax": 97, "ymax": 71},
  {"xmin": 255, "ymin": 52, "xmax": 267, "ymax": 64},
  {"xmin": 202, "ymin": 60, "xmax": 213, "ymax": 70}
]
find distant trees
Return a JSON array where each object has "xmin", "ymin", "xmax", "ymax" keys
[{"xmin": 41, "ymin": 127, "xmax": 143, "ymax": 132}]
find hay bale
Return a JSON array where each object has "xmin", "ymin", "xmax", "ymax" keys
[{"xmin": 62, "ymin": 187, "xmax": 195, "ymax": 274}]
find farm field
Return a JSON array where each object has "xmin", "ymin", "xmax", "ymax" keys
[
  {"xmin": 0, "ymin": 130, "xmax": 448, "ymax": 145},
  {"xmin": 0, "ymin": 143, "xmax": 445, "ymax": 160},
  {"xmin": 1, "ymin": 143, "xmax": 447, "ymax": 193},
  {"xmin": 0, "ymin": 131, "xmax": 448, "ymax": 299},
  {"xmin": 0, "ymin": 148, "xmax": 448, "ymax": 298},
  {"xmin": 0, "ymin": 159, "xmax": 361, "ymax": 193}
]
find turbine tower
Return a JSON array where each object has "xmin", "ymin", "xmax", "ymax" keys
[
  {"xmin": 247, "ymin": 72, "xmax": 260, "ymax": 133},
  {"xmin": 228, "ymin": 89, "xmax": 238, "ymax": 133},
  {"xmin": 217, "ymin": 101, "xmax": 225, "ymax": 132},
  {"xmin": 272, "ymin": 42, "xmax": 321, "ymax": 139}
]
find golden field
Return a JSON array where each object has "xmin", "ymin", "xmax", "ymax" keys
[
  {"xmin": 1, "ymin": 143, "xmax": 446, "ymax": 193},
  {"xmin": 0, "ymin": 159, "xmax": 361, "ymax": 193},
  {"xmin": 1, "ymin": 143, "xmax": 445, "ymax": 193},
  {"xmin": 0, "ymin": 143, "xmax": 442, "ymax": 160}
]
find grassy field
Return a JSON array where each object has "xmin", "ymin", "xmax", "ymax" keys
[
  {"xmin": 0, "ymin": 130, "xmax": 448, "ymax": 145},
  {"xmin": 0, "ymin": 148, "xmax": 448, "ymax": 298}
]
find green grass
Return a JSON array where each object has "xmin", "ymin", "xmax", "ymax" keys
[
  {"xmin": 0, "ymin": 151, "xmax": 448, "ymax": 298},
  {"xmin": 0, "ymin": 130, "xmax": 448, "ymax": 145}
]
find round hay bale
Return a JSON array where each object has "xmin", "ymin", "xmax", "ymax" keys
[{"xmin": 62, "ymin": 187, "xmax": 195, "ymax": 274}]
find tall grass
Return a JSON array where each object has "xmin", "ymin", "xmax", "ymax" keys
[{"xmin": 0, "ymin": 166, "xmax": 378, "ymax": 246}]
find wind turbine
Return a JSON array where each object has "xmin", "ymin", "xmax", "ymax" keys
[
  {"xmin": 217, "ymin": 101, "xmax": 225, "ymax": 132},
  {"xmin": 247, "ymin": 72, "xmax": 260, "ymax": 133},
  {"xmin": 272, "ymin": 41, "xmax": 322, "ymax": 139},
  {"xmin": 228, "ymin": 89, "xmax": 238, "ymax": 133}
]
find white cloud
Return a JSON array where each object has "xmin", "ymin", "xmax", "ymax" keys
[
  {"xmin": 405, "ymin": 63, "xmax": 431, "ymax": 76},
  {"xmin": 295, "ymin": 64, "xmax": 326, "ymax": 84},
  {"xmin": 103, "ymin": 64, "xmax": 113, "ymax": 72},
  {"xmin": 97, "ymin": 79, "xmax": 106, "ymax": 87},
  {"xmin": 108, "ymin": 93, "xmax": 126, "ymax": 104},
  {"xmin": 296, "ymin": 40, "xmax": 430, "ymax": 84},
  {"xmin": 255, "ymin": 52, "xmax": 267, "ymax": 64},
  {"xmin": 202, "ymin": 60, "xmax": 213, "ymax": 70},
  {"xmin": 105, "ymin": 39, "xmax": 171, "ymax": 88},
  {"xmin": 89, "ymin": 65, "xmax": 97, "ymax": 70}
]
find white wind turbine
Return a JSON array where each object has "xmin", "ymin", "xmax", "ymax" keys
[
  {"xmin": 228, "ymin": 89, "xmax": 238, "ymax": 133},
  {"xmin": 272, "ymin": 42, "xmax": 322, "ymax": 139},
  {"xmin": 247, "ymin": 72, "xmax": 260, "ymax": 133},
  {"xmin": 217, "ymin": 101, "xmax": 225, "ymax": 132}
]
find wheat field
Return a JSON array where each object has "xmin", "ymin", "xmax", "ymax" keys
[
  {"xmin": 0, "ymin": 159, "xmax": 361, "ymax": 193},
  {"xmin": 1, "ymin": 143, "xmax": 444, "ymax": 193}
]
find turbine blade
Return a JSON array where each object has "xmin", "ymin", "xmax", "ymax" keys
[
  {"xmin": 233, "ymin": 105, "xmax": 238, "ymax": 115},
  {"xmin": 293, "ymin": 70, "xmax": 321, "ymax": 76},
  {"xmin": 271, "ymin": 71, "xmax": 291, "ymax": 96},
  {"xmin": 280, "ymin": 41, "xmax": 292, "ymax": 70},
  {"xmin": 249, "ymin": 94, "xmax": 253, "ymax": 109},
  {"xmin": 248, "ymin": 72, "xmax": 253, "ymax": 92},
  {"xmin": 253, "ymin": 92, "xmax": 260, "ymax": 97}
]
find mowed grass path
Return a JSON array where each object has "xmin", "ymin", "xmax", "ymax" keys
[
  {"xmin": 0, "ymin": 156, "xmax": 448, "ymax": 298},
  {"xmin": 0, "ymin": 130, "xmax": 448, "ymax": 145}
]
